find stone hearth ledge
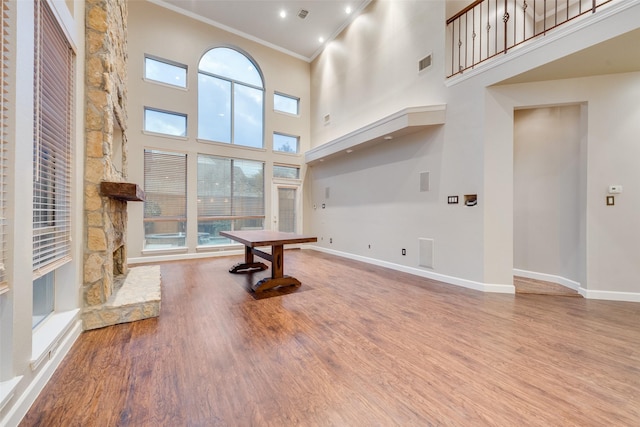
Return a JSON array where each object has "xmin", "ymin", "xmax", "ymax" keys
[{"xmin": 82, "ymin": 265, "xmax": 161, "ymax": 330}]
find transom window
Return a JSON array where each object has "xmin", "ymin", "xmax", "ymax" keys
[
  {"xmin": 274, "ymin": 92, "xmax": 299, "ymax": 115},
  {"xmin": 144, "ymin": 107, "xmax": 187, "ymax": 137},
  {"xmin": 198, "ymin": 47, "xmax": 264, "ymax": 148},
  {"xmin": 273, "ymin": 165, "xmax": 300, "ymax": 180},
  {"xmin": 144, "ymin": 56, "xmax": 187, "ymax": 88},
  {"xmin": 273, "ymin": 132, "xmax": 299, "ymax": 154}
]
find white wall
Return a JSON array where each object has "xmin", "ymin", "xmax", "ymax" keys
[
  {"xmin": 513, "ymin": 105, "xmax": 584, "ymax": 283},
  {"xmin": 126, "ymin": 1, "xmax": 310, "ymax": 259},
  {"xmin": 488, "ymin": 72, "xmax": 640, "ymax": 296},
  {"xmin": 310, "ymin": 0, "xmax": 640, "ymax": 298},
  {"xmin": 1, "ymin": 0, "xmax": 84, "ymax": 424},
  {"xmin": 311, "ymin": 0, "xmax": 447, "ymax": 147},
  {"xmin": 308, "ymin": 0, "xmax": 494, "ymax": 287}
]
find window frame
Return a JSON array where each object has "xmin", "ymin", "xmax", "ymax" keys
[
  {"xmin": 196, "ymin": 154, "xmax": 265, "ymax": 248},
  {"xmin": 143, "ymin": 149, "xmax": 188, "ymax": 252},
  {"xmin": 273, "ymin": 132, "xmax": 300, "ymax": 154},
  {"xmin": 273, "ymin": 92, "xmax": 300, "ymax": 116},
  {"xmin": 273, "ymin": 164, "xmax": 301, "ymax": 180},
  {"xmin": 143, "ymin": 107, "xmax": 188, "ymax": 138},
  {"xmin": 197, "ymin": 47, "xmax": 265, "ymax": 148},
  {"xmin": 143, "ymin": 54, "xmax": 188, "ymax": 89}
]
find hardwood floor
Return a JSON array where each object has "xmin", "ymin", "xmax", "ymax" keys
[
  {"xmin": 514, "ymin": 276, "xmax": 582, "ymax": 297},
  {"xmin": 21, "ymin": 250, "xmax": 640, "ymax": 426}
]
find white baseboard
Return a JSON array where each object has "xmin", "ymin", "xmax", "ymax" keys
[
  {"xmin": 513, "ymin": 268, "xmax": 640, "ymax": 302},
  {"xmin": 581, "ymin": 289, "xmax": 640, "ymax": 303},
  {"xmin": 307, "ymin": 246, "xmax": 515, "ymax": 294},
  {"xmin": 2, "ymin": 319, "xmax": 82, "ymax": 427}
]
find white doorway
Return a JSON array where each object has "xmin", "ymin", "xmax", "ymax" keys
[
  {"xmin": 513, "ymin": 104, "xmax": 587, "ymax": 295},
  {"xmin": 272, "ymin": 181, "xmax": 302, "ymax": 233}
]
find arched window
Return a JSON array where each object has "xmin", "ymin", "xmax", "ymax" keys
[{"xmin": 198, "ymin": 47, "xmax": 264, "ymax": 148}]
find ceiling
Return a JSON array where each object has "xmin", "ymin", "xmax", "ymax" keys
[
  {"xmin": 153, "ymin": 0, "xmax": 640, "ymax": 78},
  {"xmin": 498, "ymin": 27, "xmax": 640, "ymax": 85},
  {"xmin": 155, "ymin": 0, "xmax": 371, "ymax": 61}
]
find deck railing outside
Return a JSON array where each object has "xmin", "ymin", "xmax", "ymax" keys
[{"xmin": 446, "ymin": 0, "xmax": 615, "ymax": 77}]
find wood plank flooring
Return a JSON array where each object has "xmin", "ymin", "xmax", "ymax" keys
[
  {"xmin": 514, "ymin": 276, "xmax": 582, "ymax": 297},
  {"xmin": 20, "ymin": 250, "xmax": 640, "ymax": 426}
]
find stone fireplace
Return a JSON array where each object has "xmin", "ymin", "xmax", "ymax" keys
[{"xmin": 82, "ymin": 0, "xmax": 160, "ymax": 329}]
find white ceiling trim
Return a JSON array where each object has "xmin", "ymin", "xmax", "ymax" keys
[{"xmin": 148, "ymin": 0, "xmax": 311, "ymax": 62}]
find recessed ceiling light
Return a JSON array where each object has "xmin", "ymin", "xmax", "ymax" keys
[
  {"xmin": 319, "ymin": 36, "xmax": 325, "ymax": 43},
  {"xmin": 384, "ymin": 135, "xmax": 393, "ymax": 140},
  {"xmin": 345, "ymin": 6, "xmax": 352, "ymax": 14},
  {"xmin": 346, "ymin": 149, "xmax": 353, "ymax": 154},
  {"xmin": 279, "ymin": 10, "xmax": 286, "ymax": 18}
]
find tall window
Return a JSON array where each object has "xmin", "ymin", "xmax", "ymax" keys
[
  {"xmin": 198, "ymin": 47, "xmax": 264, "ymax": 148},
  {"xmin": 32, "ymin": 0, "xmax": 74, "ymax": 326},
  {"xmin": 0, "ymin": 0, "xmax": 9, "ymax": 293},
  {"xmin": 197, "ymin": 155, "xmax": 264, "ymax": 246},
  {"xmin": 143, "ymin": 150, "xmax": 187, "ymax": 249}
]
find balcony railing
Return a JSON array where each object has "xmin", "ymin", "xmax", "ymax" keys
[{"xmin": 446, "ymin": 0, "xmax": 615, "ymax": 77}]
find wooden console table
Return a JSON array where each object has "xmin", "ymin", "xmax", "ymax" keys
[{"xmin": 219, "ymin": 230, "xmax": 317, "ymax": 292}]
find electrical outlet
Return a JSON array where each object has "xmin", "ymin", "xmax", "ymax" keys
[
  {"xmin": 330, "ymin": 238, "xmax": 333, "ymax": 244},
  {"xmin": 608, "ymin": 185, "xmax": 623, "ymax": 194}
]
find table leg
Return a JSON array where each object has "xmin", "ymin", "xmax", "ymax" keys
[
  {"xmin": 229, "ymin": 245, "xmax": 268, "ymax": 274},
  {"xmin": 251, "ymin": 245, "xmax": 301, "ymax": 292},
  {"xmin": 271, "ymin": 244, "xmax": 283, "ymax": 279}
]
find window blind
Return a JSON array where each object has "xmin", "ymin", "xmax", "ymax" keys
[
  {"xmin": 0, "ymin": 0, "xmax": 9, "ymax": 289},
  {"xmin": 32, "ymin": 0, "xmax": 74, "ymax": 276},
  {"xmin": 144, "ymin": 150, "xmax": 187, "ymax": 221}
]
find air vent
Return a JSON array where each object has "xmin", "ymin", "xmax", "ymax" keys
[
  {"xmin": 297, "ymin": 9, "xmax": 309, "ymax": 19},
  {"xmin": 419, "ymin": 238, "xmax": 434, "ymax": 269},
  {"xmin": 418, "ymin": 54, "xmax": 432, "ymax": 72}
]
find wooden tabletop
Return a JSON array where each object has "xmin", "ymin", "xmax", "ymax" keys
[{"xmin": 219, "ymin": 230, "xmax": 317, "ymax": 247}]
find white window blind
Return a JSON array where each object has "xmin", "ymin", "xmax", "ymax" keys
[
  {"xmin": 0, "ymin": 0, "xmax": 9, "ymax": 289},
  {"xmin": 143, "ymin": 150, "xmax": 187, "ymax": 248},
  {"xmin": 32, "ymin": 0, "xmax": 74, "ymax": 275}
]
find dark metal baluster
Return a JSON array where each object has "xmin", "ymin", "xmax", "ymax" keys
[
  {"xmin": 494, "ymin": 0, "xmax": 498, "ymax": 55},
  {"xmin": 522, "ymin": 1, "xmax": 527, "ymax": 42},
  {"xmin": 450, "ymin": 21, "xmax": 455, "ymax": 76},
  {"xmin": 472, "ymin": 7, "xmax": 475, "ymax": 68},
  {"xmin": 503, "ymin": 0, "xmax": 509, "ymax": 53}
]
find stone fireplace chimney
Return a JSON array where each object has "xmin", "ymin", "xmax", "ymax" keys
[{"xmin": 82, "ymin": 0, "xmax": 159, "ymax": 329}]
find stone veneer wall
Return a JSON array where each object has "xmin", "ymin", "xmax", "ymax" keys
[{"xmin": 82, "ymin": 0, "xmax": 134, "ymax": 329}]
